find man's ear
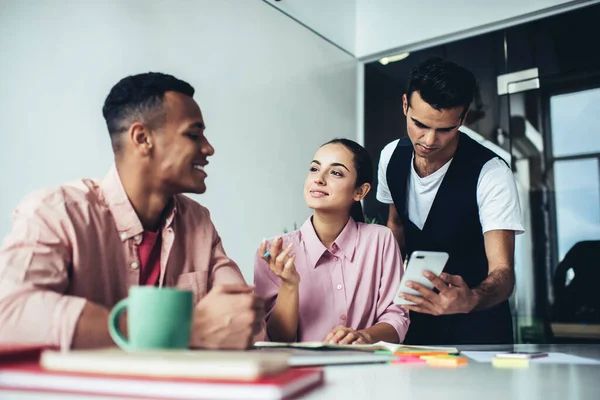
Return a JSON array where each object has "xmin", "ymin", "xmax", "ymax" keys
[
  {"xmin": 353, "ymin": 183, "xmax": 371, "ymax": 202},
  {"xmin": 128, "ymin": 122, "xmax": 153, "ymax": 156}
]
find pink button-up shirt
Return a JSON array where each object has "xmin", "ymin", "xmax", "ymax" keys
[
  {"xmin": 254, "ymin": 217, "xmax": 410, "ymax": 342},
  {"xmin": 0, "ymin": 167, "xmax": 246, "ymax": 350}
]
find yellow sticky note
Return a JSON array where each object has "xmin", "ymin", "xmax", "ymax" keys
[{"xmin": 492, "ymin": 357, "xmax": 530, "ymax": 369}]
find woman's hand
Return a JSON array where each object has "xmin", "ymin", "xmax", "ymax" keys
[
  {"xmin": 259, "ymin": 237, "xmax": 300, "ymax": 288},
  {"xmin": 324, "ymin": 326, "xmax": 373, "ymax": 344}
]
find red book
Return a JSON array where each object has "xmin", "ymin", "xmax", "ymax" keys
[
  {"xmin": 0, "ymin": 344, "xmax": 44, "ymax": 363},
  {"xmin": 0, "ymin": 348, "xmax": 324, "ymax": 399}
]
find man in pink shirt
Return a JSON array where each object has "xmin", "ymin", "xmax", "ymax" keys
[{"xmin": 0, "ymin": 72, "xmax": 262, "ymax": 350}]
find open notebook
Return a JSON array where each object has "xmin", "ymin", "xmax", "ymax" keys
[{"xmin": 254, "ymin": 341, "xmax": 458, "ymax": 354}]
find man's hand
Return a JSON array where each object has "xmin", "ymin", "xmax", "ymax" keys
[
  {"xmin": 191, "ymin": 284, "xmax": 265, "ymax": 350},
  {"xmin": 398, "ymin": 271, "xmax": 477, "ymax": 316},
  {"xmin": 323, "ymin": 326, "xmax": 373, "ymax": 345}
]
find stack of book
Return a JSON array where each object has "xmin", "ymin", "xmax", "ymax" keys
[{"xmin": 0, "ymin": 345, "xmax": 324, "ymax": 399}]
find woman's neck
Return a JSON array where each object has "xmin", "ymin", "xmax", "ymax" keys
[{"xmin": 311, "ymin": 211, "xmax": 349, "ymax": 248}]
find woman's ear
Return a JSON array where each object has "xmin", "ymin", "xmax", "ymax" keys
[{"xmin": 353, "ymin": 183, "xmax": 371, "ymax": 202}]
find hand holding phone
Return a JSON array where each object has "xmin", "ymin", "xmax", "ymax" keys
[{"xmin": 394, "ymin": 251, "xmax": 449, "ymax": 306}]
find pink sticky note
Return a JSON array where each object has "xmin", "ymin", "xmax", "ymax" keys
[{"xmin": 391, "ymin": 356, "xmax": 427, "ymax": 364}]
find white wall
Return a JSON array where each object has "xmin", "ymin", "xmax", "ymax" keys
[
  {"xmin": 356, "ymin": 0, "xmax": 575, "ymax": 58},
  {"xmin": 0, "ymin": 0, "xmax": 357, "ymax": 282},
  {"xmin": 264, "ymin": 0, "xmax": 356, "ymax": 55}
]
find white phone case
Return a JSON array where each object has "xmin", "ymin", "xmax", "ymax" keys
[{"xmin": 394, "ymin": 251, "xmax": 449, "ymax": 305}]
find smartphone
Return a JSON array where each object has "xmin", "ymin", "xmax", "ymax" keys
[
  {"xmin": 393, "ymin": 251, "xmax": 449, "ymax": 305},
  {"xmin": 495, "ymin": 351, "xmax": 548, "ymax": 359}
]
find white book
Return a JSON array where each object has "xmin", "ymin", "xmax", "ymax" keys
[{"xmin": 40, "ymin": 347, "xmax": 291, "ymax": 381}]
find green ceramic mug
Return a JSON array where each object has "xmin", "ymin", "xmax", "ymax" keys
[{"xmin": 108, "ymin": 286, "xmax": 193, "ymax": 350}]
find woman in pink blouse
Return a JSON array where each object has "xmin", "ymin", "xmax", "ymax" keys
[{"xmin": 254, "ymin": 139, "xmax": 409, "ymax": 344}]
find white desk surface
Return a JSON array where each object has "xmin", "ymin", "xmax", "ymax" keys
[{"xmin": 2, "ymin": 344, "xmax": 599, "ymax": 400}]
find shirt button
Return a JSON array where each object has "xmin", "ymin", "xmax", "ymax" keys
[
  {"xmin": 333, "ymin": 256, "xmax": 339, "ymax": 261},
  {"xmin": 120, "ymin": 232, "xmax": 127, "ymax": 240},
  {"xmin": 340, "ymin": 315, "xmax": 347, "ymax": 321},
  {"xmin": 130, "ymin": 262, "xmax": 139, "ymax": 270},
  {"xmin": 336, "ymin": 284, "xmax": 342, "ymax": 290}
]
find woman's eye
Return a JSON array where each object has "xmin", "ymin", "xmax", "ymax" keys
[
  {"xmin": 331, "ymin": 170, "xmax": 342, "ymax": 177},
  {"xmin": 309, "ymin": 166, "xmax": 318, "ymax": 172}
]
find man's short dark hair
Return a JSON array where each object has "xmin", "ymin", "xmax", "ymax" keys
[
  {"xmin": 102, "ymin": 72, "xmax": 195, "ymax": 150},
  {"xmin": 406, "ymin": 57, "xmax": 476, "ymax": 118}
]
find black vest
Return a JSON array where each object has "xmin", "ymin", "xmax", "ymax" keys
[{"xmin": 387, "ymin": 132, "xmax": 513, "ymax": 344}]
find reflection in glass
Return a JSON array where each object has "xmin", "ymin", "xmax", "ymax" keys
[
  {"xmin": 550, "ymin": 87, "xmax": 600, "ymax": 157},
  {"xmin": 553, "ymin": 158, "xmax": 600, "ymax": 260}
]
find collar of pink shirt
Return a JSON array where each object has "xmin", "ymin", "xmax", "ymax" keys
[
  {"xmin": 99, "ymin": 166, "xmax": 178, "ymax": 240},
  {"xmin": 299, "ymin": 216, "xmax": 358, "ymax": 268}
]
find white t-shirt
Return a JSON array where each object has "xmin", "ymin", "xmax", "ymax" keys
[{"xmin": 376, "ymin": 139, "xmax": 524, "ymax": 234}]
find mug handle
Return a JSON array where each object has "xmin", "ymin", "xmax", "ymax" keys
[{"xmin": 108, "ymin": 298, "xmax": 130, "ymax": 350}]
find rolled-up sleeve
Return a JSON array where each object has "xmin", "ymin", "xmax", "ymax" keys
[
  {"xmin": 374, "ymin": 230, "xmax": 410, "ymax": 342},
  {"xmin": 0, "ymin": 197, "xmax": 86, "ymax": 350}
]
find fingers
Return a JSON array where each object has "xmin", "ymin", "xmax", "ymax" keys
[
  {"xmin": 276, "ymin": 242, "xmax": 294, "ymax": 266},
  {"xmin": 324, "ymin": 333, "xmax": 333, "ymax": 343},
  {"xmin": 339, "ymin": 332, "xmax": 358, "ymax": 345},
  {"xmin": 259, "ymin": 239, "xmax": 267, "ymax": 260},
  {"xmin": 404, "ymin": 304, "xmax": 426, "ymax": 314},
  {"xmin": 405, "ymin": 281, "xmax": 438, "ymax": 302},
  {"xmin": 423, "ymin": 271, "xmax": 449, "ymax": 292},
  {"xmin": 270, "ymin": 237, "xmax": 283, "ymax": 261},
  {"xmin": 282, "ymin": 254, "xmax": 297, "ymax": 277},
  {"xmin": 440, "ymin": 272, "xmax": 466, "ymax": 287},
  {"xmin": 323, "ymin": 325, "xmax": 344, "ymax": 343},
  {"xmin": 400, "ymin": 295, "xmax": 440, "ymax": 315},
  {"xmin": 328, "ymin": 328, "xmax": 348, "ymax": 344},
  {"xmin": 266, "ymin": 237, "xmax": 295, "ymax": 278},
  {"xmin": 353, "ymin": 337, "xmax": 366, "ymax": 344},
  {"xmin": 324, "ymin": 330, "xmax": 335, "ymax": 343},
  {"xmin": 398, "ymin": 292, "xmax": 427, "ymax": 305},
  {"xmin": 212, "ymin": 284, "xmax": 255, "ymax": 294}
]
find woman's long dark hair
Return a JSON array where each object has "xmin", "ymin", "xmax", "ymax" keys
[{"xmin": 321, "ymin": 138, "xmax": 373, "ymax": 223}]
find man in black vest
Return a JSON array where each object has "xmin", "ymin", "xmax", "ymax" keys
[{"xmin": 377, "ymin": 57, "xmax": 524, "ymax": 344}]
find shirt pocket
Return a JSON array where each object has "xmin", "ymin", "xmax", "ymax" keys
[{"xmin": 174, "ymin": 271, "xmax": 207, "ymax": 305}]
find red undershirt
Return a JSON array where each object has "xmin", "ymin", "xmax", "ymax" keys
[{"xmin": 138, "ymin": 230, "xmax": 162, "ymax": 286}]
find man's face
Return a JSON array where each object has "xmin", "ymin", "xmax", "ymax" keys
[
  {"xmin": 149, "ymin": 91, "xmax": 214, "ymax": 194},
  {"xmin": 403, "ymin": 91, "xmax": 465, "ymax": 160}
]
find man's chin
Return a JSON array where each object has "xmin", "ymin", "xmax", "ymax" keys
[
  {"xmin": 177, "ymin": 182, "xmax": 207, "ymax": 195},
  {"xmin": 414, "ymin": 146, "xmax": 438, "ymax": 158},
  {"xmin": 190, "ymin": 185, "xmax": 207, "ymax": 195}
]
